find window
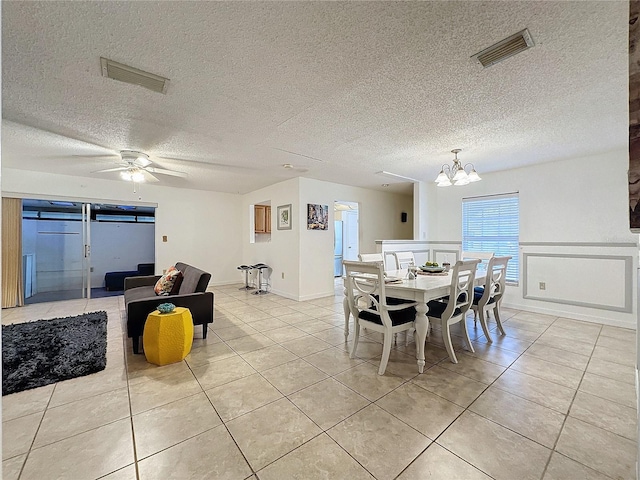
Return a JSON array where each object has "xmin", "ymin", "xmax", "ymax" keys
[{"xmin": 462, "ymin": 193, "xmax": 519, "ymax": 284}]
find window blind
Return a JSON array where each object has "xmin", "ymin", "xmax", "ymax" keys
[{"xmin": 462, "ymin": 193, "xmax": 519, "ymax": 283}]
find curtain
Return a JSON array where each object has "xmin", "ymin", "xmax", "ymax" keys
[{"xmin": 2, "ymin": 197, "xmax": 24, "ymax": 308}]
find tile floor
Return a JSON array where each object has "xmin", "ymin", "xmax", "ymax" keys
[{"xmin": 1, "ymin": 283, "xmax": 637, "ymax": 480}]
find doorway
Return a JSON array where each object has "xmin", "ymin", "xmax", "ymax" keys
[
  {"xmin": 334, "ymin": 201, "xmax": 359, "ymax": 277},
  {"xmin": 21, "ymin": 199, "xmax": 155, "ymax": 303}
]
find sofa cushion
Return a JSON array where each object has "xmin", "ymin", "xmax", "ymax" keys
[
  {"xmin": 154, "ymin": 267, "xmax": 181, "ymax": 296},
  {"xmin": 125, "ymin": 285, "xmax": 157, "ymax": 304}
]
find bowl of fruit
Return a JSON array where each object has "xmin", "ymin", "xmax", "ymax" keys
[{"xmin": 420, "ymin": 262, "xmax": 446, "ymax": 273}]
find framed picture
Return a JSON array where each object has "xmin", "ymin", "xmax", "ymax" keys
[
  {"xmin": 307, "ymin": 203, "xmax": 329, "ymax": 230},
  {"xmin": 277, "ymin": 204, "xmax": 292, "ymax": 230}
]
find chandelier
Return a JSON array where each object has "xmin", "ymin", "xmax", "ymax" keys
[{"xmin": 435, "ymin": 149, "xmax": 481, "ymax": 187}]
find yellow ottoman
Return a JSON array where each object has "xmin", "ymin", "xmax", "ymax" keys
[{"xmin": 143, "ymin": 307, "xmax": 194, "ymax": 366}]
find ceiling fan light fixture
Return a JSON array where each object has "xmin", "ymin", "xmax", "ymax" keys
[
  {"xmin": 131, "ymin": 170, "xmax": 145, "ymax": 183},
  {"xmin": 120, "ymin": 170, "xmax": 132, "ymax": 181}
]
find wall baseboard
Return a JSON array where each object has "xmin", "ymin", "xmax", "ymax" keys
[{"xmin": 503, "ymin": 301, "xmax": 636, "ymax": 330}]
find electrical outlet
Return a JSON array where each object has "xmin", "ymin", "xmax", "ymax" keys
[
  {"xmin": 90, "ymin": 267, "xmax": 94, "ymax": 272},
  {"xmin": 539, "ymin": 282, "xmax": 546, "ymax": 290},
  {"xmin": 162, "ymin": 235, "xmax": 168, "ymax": 242},
  {"xmin": 281, "ymin": 272, "xmax": 285, "ymax": 279}
]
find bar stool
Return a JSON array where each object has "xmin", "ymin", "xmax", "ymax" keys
[
  {"xmin": 252, "ymin": 263, "xmax": 269, "ymax": 295},
  {"xmin": 237, "ymin": 265, "xmax": 255, "ymax": 291}
]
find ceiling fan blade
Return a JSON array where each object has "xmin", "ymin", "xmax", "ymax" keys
[
  {"xmin": 146, "ymin": 167, "xmax": 188, "ymax": 178},
  {"xmin": 141, "ymin": 170, "xmax": 160, "ymax": 183},
  {"xmin": 92, "ymin": 166, "xmax": 127, "ymax": 173},
  {"xmin": 73, "ymin": 154, "xmax": 120, "ymax": 159}
]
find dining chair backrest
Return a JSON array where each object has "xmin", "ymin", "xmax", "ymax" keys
[
  {"xmin": 343, "ymin": 260, "xmax": 392, "ymax": 328},
  {"xmin": 477, "ymin": 256, "xmax": 511, "ymax": 307},
  {"xmin": 461, "ymin": 251, "xmax": 494, "ymax": 261},
  {"xmin": 358, "ymin": 253, "xmax": 385, "ymax": 270},
  {"xmin": 442, "ymin": 259, "xmax": 481, "ymax": 320},
  {"xmin": 392, "ymin": 251, "xmax": 416, "ymax": 270}
]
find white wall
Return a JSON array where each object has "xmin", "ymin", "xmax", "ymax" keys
[
  {"xmin": 3, "ymin": 168, "xmax": 243, "ymax": 286},
  {"xmin": 242, "ymin": 177, "xmax": 413, "ymax": 300},
  {"xmin": 427, "ymin": 149, "xmax": 638, "ymax": 328}
]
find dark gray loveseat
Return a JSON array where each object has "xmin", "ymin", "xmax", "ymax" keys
[{"xmin": 124, "ymin": 262, "xmax": 214, "ymax": 354}]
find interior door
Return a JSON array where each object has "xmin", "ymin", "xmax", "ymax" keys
[
  {"xmin": 343, "ymin": 209, "xmax": 359, "ymax": 261},
  {"xmin": 82, "ymin": 203, "xmax": 91, "ymax": 299}
]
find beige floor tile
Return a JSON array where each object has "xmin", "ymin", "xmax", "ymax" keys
[
  {"xmin": 510, "ymin": 355, "xmax": 583, "ymax": 389},
  {"xmin": 137, "ymin": 424, "xmax": 252, "ymax": 480},
  {"xmin": 226, "ymin": 398, "xmax": 322, "ymax": 471},
  {"xmin": 437, "ymin": 354, "xmax": 506, "ymax": 384},
  {"xmin": 493, "ymin": 369, "xmax": 575, "ymax": 414},
  {"xmin": 524, "ymin": 343, "xmax": 590, "ymax": 370},
  {"xmin": 100, "ymin": 463, "xmax": 137, "ymax": 479},
  {"xmin": 503, "ymin": 317, "xmax": 549, "ymax": 334},
  {"xmin": 225, "ymin": 332, "xmax": 276, "ymax": 354},
  {"xmin": 2, "ymin": 411, "xmax": 43, "ymax": 460},
  {"xmin": 473, "ymin": 333, "xmax": 532, "ymax": 354},
  {"xmin": 438, "ymin": 411, "xmax": 551, "ymax": 480},
  {"xmin": 556, "ymin": 417, "xmax": 636, "ymax": 480},
  {"xmin": 311, "ymin": 326, "xmax": 351, "ymax": 345},
  {"xmin": 126, "ymin": 357, "xmax": 191, "ymax": 386},
  {"xmin": 184, "ymin": 341, "xmax": 238, "ymax": 367},
  {"xmin": 543, "ymin": 452, "xmax": 613, "ymax": 480},
  {"xmin": 129, "ymin": 369, "xmax": 203, "ymax": 414},
  {"xmin": 579, "ymin": 372, "xmax": 637, "ymax": 409},
  {"xmin": 261, "ymin": 358, "xmax": 329, "ymax": 395},
  {"xmin": 459, "ymin": 342, "xmax": 521, "ymax": 368},
  {"xmin": 2, "ymin": 384, "xmax": 54, "ymax": 422},
  {"xmin": 190, "ymin": 354, "xmax": 255, "ymax": 390},
  {"xmin": 280, "ymin": 335, "xmax": 332, "ymax": 357},
  {"xmin": 266, "ymin": 306, "xmax": 299, "ymax": 317},
  {"xmin": 591, "ymin": 344, "xmax": 635, "ymax": 367},
  {"xmin": 295, "ymin": 319, "xmax": 335, "ymax": 334},
  {"xmin": 469, "ymin": 386, "xmax": 565, "ymax": 448},
  {"xmin": 334, "ymin": 363, "xmax": 405, "ymax": 401},
  {"xmin": 397, "ymin": 443, "xmax": 492, "ymax": 480},
  {"xmin": 509, "ymin": 311, "xmax": 557, "ymax": 325},
  {"xmin": 48, "ymin": 365, "xmax": 128, "ymax": 407},
  {"xmin": 369, "ymin": 349, "xmax": 424, "ymax": 380},
  {"xmin": 596, "ymin": 335, "xmax": 635, "ymax": 351},
  {"xmin": 245, "ymin": 316, "xmax": 290, "ymax": 332},
  {"xmin": 257, "ymin": 433, "xmax": 375, "ymax": 480},
  {"xmin": 499, "ymin": 325, "xmax": 542, "ymax": 342},
  {"xmin": 214, "ymin": 323, "xmax": 259, "ymax": 341},
  {"xmin": 535, "ymin": 332, "xmax": 595, "ymax": 356},
  {"xmin": 328, "ymin": 404, "xmax": 430, "ymax": 480},
  {"xmin": 599, "ymin": 325, "xmax": 635, "ymax": 342},
  {"xmin": 262, "ymin": 325, "xmax": 308, "ymax": 343},
  {"xmin": 552, "ymin": 317, "xmax": 602, "ymax": 333},
  {"xmin": 586, "ymin": 357, "xmax": 635, "ymax": 385},
  {"xmin": 289, "ymin": 378, "xmax": 370, "ymax": 430},
  {"xmin": 569, "ymin": 391, "xmax": 637, "ymax": 441},
  {"xmin": 205, "ymin": 373, "xmax": 283, "ymax": 421},
  {"xmin": 1, "ymin": 454, "xmax": 26, "ymax": 480},
  {"xmin": 20, "ymin": 418, "xmax": 134, "ymax": 480},
  {"xmin": 411, "ymin": 365, "xmax": 488, "ymax": 408},
  {"xmin": 544, "ymin": 324, "xmax": 600, "ymax": 344},
  {"xmin": 376, "ymin": 382, "xmax": 464, "ymax": 439},
  {"xmin": 133, "ymin": 392, "xmax": 222, "ymax": 459},
  {"xmin": 240, "ymin": 344, "xmax": 298, "ymax": 371},
  {"xmin": 299, "ymin": 346, "xmax": 365, "ymax": 375},
  {"xmin": 34, "ymin": 387, "xmax": 130, "ymax": 448}
]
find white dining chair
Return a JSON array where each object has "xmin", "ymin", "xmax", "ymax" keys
[
  {"xmin": 344, "ymin": 260, "xmax": 418, "ymax": 375},
  {"xmin": 471, "ymin": 256, "xmax": 511, "ymax": 342},
  {"xmin": 426, "ymin": 259, "xmax": 480, "ymax": 363},
  {"xmin": 358, "ymin": 253, "xmax": 384, "ymax": 263},
  {"xmin": 392, "ymin": 251, "xmax": 416, "ymax": 270}
]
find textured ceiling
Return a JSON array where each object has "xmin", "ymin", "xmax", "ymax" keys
[{"xmin": 1, "ymin": 1, "xmax": 629, "ymax": 195}]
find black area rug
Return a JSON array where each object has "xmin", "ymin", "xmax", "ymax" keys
[{"xmin": 2, "ymin": 311, "xmax": 108, "ymax": 396}]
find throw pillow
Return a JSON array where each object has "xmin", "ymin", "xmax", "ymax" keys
[{"xmin": 154, "ymin": 266, "xmax": 181, "ymax": 296}]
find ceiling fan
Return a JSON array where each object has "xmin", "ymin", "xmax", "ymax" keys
[{"xmin": 92, "ymin": 150, "xmax": 188, "ymax": 183}]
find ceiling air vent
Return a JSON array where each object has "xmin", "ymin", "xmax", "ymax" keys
[
  {"xmin": 472, "ymin": 29, "xmax": 534, "ymax": 68},
  {"xmin": 100, "ymin": 57, "xmax": 169, "ymax": 94}
]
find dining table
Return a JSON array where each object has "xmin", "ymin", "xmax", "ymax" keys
[{"xmin": 343, "ymin": 268, "xmax": 486, "ymax": 373}]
